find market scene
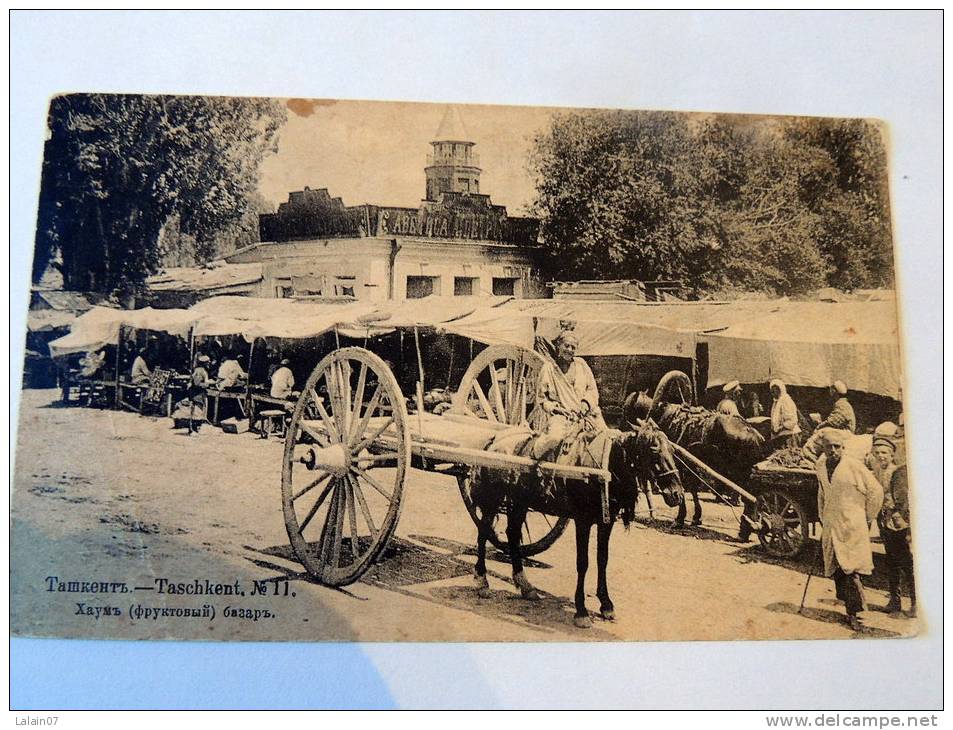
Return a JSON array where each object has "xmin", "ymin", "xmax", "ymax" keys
[{"xmin": 13, "ymin": 98, "xmax": 914, "ymax": 641}]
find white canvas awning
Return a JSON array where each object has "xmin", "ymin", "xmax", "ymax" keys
[{"xmin": 702, "ymin": 301, "xmax": 903, "ymax": 399}]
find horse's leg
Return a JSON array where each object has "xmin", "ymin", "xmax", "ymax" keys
[
  {"xmin": 674, "ymin": 491, "xmax": 687, "ymax": 528},
  {"xmin": 596, "ymin": 519, "xmax": 615, "ymax": 620},
  {"xmin": 640, "ymin": 476, "xmax": 655, "ymax": 521},
  {"xmin": 508, "ymin": 501, "xmax": 540, "ymax": 600},
  {"xmin": 691, "ymin": 488, "xmax": 703, "ymax": 527},
  {"xmin": 574, "ymin": 518, "xmax": 593, "ymax": 628},
  {"xmin": 473, "ymin": 514, "xmax": 492, "ymax": 598},
  {"xmin": 473, "ymin": 485, "xmax": 501, "ymax": 599}
]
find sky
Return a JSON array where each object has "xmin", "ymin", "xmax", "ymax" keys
[{"xmin": 257, "ymin": 99, "xmax": 556, "ymax": 215}]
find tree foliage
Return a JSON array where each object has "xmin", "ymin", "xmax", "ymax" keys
[
  {"xmin": 33, "ymin": 94, "xmax": 286, "ymax": 295},
  {"xmin": 529, "ymin": 110, "xmax": 893, "ymax": 296},
  {"xmin": 158, "ymin": 191, "xmax": 274, "ymax": 268}
]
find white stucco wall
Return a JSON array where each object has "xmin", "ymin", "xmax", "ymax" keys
[{"xmin": 235, "ymin": 237, "xmax": 544, "ymax": 300}]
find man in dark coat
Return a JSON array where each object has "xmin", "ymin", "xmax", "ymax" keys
[{"xmin": 880, "ymin": 464, "xmax": 915, "ymax": 617}]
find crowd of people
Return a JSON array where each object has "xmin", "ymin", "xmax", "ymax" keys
[
  {"xmin": 61, "ymin": 328, "xmax": 915, "ymax": 632},
  {"xmin": 715, "ymin": 376, "xmax": 913, "ymax": 631},
  {"xmin": 65, "ymin": 336, "xmax": 305, "ymax": 437}
]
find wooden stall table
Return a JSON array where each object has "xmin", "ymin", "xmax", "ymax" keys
[
  {"xmin": 249, "ymin": 391, "xmax": 295, "ymax": 436},
  {"xmin": 208, "ymin": 386, "xmax": 248, "ymax": 425},
  {"xmin": 120, "ymin": 369, "xmax": 184, "ymax": 416},
  {"xmin": 165, "ymin": 375, "xmax": 191, "ymax": 417},
  {"xmin": 118, "ymin": 381, "xmax": 148, "ymax": 412},
  {"xmin": 62, "ymin": 370, "xmax": 118, "ymax": 408},
  {"xmin": 79, "ymin": 378, "xmax": 117, "ymax": 408}
]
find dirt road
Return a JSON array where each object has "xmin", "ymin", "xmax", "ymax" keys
[{"xmin": 11, "ymin": 389, "xmax": 916, "ymax": 642}]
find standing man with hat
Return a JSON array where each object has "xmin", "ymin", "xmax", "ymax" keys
[
  {"xmin": 815, "ymin": 429, "xmax": 884, "ymax": 631},
  {"xmin": 717, "ymin": 381, "xmax": 743, "ymax": 417},
  {"xmin": 183, "ymin": 354, "xmax": 211, "ymax": 434},
  {"xmin": 817, "ymin": 380, "xmax": 856, "ymax": 433},
  {"xmin": 876, "ymin": 446, "xmax": 915, "ymax": 617}
]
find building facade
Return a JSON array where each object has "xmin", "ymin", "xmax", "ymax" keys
[{"xmin": 226, "ymin": 109, "xmax": 545, "ymax": 301}]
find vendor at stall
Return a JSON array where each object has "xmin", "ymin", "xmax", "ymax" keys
[
  {"xmin": 270, "ymin": 358, "xmax": 296, "ymax": 400},
  {"xmin": 186, "ymin": 354, "xmax": 211, "ymax": 434},
  {"xmin": 79, "ymin": 350, "xmax": 106, "ymax": 379},
  {"xmin": 130, "ymin": 348, "xmax": 153, "ymax": 385},
  {"xmin": 217, "ymin": 354, "xmax": 248, "ymax": 390},
  {"xmin": 816, "ymin": 380, "xmax": 856, "ymax": 433},
  {"xmin": 716, "ymin": 381, "xmax": 743, "ymax": 417}
]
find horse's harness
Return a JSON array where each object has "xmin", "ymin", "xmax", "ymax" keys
[{"xmin": 560, "ymin": 411, "xmax": 678, "ymax": 524}]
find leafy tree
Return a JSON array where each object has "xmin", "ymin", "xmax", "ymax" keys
[
  {"xmin": 158, "ymin": 191, "xmax": 274, "ymax": 268},
  {"xmin": 32, "ymin": 94, "xmax": 286, "ymax": 295},
  {"xmin": 783, "ymin": 117, "xmax": 894, "ymax": 290},
  {"xmin": 530, "ymin": 110, "xmax": 894, "ymax": 296}
]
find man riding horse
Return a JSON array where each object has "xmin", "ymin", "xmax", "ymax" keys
[
  {"xmin": 469, "ymin": 325, "xmax": 685, "ymax": 628},
  {"xmin": 532, "ymin": 327, "xmax": 607, "ymax": 461}
]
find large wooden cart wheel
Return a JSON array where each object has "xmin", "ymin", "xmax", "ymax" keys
[
  {"xmin": 282, "ymin": 347, "xmax": 411, "ymax": 586},
  {"xmin": 457, "ymin": 470, "xmax": 569, "ymax": 556},
  {"xmin": 451, "ymin": 344, "xmax": 569, "ymax": 554},
  {"xmin": 451, "ymin": 344, "xmax": 544, "ymax": 426},
  {"xmin": 756, "ymin": 488, "xmax": 809, "ymax": 558},
  {"xmin": 651, "ymin": 370, "xmax": 695, "ymax": 410}
]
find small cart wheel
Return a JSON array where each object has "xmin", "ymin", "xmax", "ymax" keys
[
  {"xmin": 651, "ymin": 370, "xmax": 695, "ymax": 410},
  {"xmin": 457, "ymin": 471, "xmax": 569, "ymax": 556},
  {"xmin": 756, "ymin": 488, "xmax": 809, "ymax": 558},
  {"xmin": 282, "ymin": 347, "xmax": 410, "ymax": 586}
]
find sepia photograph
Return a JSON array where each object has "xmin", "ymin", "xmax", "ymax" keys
[
  {"xmin": 8, "ymin": 9, "xmax": 942, "ymax": 714},
  {"xmin": 13, "ymin": 94, "xmax": 916, "ymax": 642}
]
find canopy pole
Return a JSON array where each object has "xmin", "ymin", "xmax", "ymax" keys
[
  {"xmin": 413, "ymin": 326, "xmax": 426, "ymax": 395},
  {"xmin": 413, "ymin": 326, "xmax": 426, "ymax": 433},
  {"xmin": 447, "ymin": 335, "xmax": 454, "ymax": 389},
  {"xmin": 619, "ymin": 356, "xmax": 633, "ymax": 414},
  {"xmin": 114, "ymin": 325, "xmax": 124, "ymax": 409},
  {"xmin": 691, "ymin": 352, "xmax": 699, "ymax": 404},
  {"xmin": 246, "ymin": 337, "xmax": 255, "ymax": 421}
]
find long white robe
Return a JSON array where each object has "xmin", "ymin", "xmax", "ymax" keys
[
  {"xmin": 532, "ymin": 357, "xmax": 606, "ymax": 458},
  {"xmin": 816, "ymin": 454, "xmax": 884, "ymax": 576},
  {"xmin": 537, "ymin": 358, "xmax": 599, "ymax": 411}
]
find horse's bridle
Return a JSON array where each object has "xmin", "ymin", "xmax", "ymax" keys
[
  {"xmin": 652, "ymin": 465, "xmax": 680, "ymax": 481},
  {"xmin": 629, "ymin": 422, "xmax": 680, "ymax": 482}
]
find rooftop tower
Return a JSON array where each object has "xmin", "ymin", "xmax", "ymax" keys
[{"xmin": 424, "ymin": 106, "xmax": 481, "ymax": 201}]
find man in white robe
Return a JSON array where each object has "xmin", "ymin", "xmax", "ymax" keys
[
  {"xmin": 532, "ymin": 331, "xmax": 606, "ymax": 460},
  {"xmin": 716, "ymin": 381, "xmax": 742, "ymax": 418},
  {"xmin": 815, "ymin": 429, "xmax": 884, "ymax": 631}
]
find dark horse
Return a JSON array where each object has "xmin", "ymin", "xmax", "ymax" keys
[
  {"xmin": 468, "ymin": 419, "xmax": 683, "ymax": 628},
  {"xmin": 623, "ymin": 372, "xmax": 765, "ymax": 529}
]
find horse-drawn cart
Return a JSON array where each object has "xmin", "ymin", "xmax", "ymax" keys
[
  {"xmin": 280, "ymin": 344, "xmax": 610, "ymax": 587},
  {"xmin": 747, "ymin": 461, "xmax": 819, "ymax": 559}
]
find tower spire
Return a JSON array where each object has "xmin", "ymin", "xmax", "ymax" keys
[{"xmin": 425, "ymin": 106, "xmax": 481, "ymax": 201}]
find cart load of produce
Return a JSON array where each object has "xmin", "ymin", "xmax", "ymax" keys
[{"xmin": 760, "ymin": 446, "xmax": 813, "ymax": 470}]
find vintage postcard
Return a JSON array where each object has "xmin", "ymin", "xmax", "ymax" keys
[{"xmin": 12, "ymin": 95, "xmax": 915, "ymax": 642}]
